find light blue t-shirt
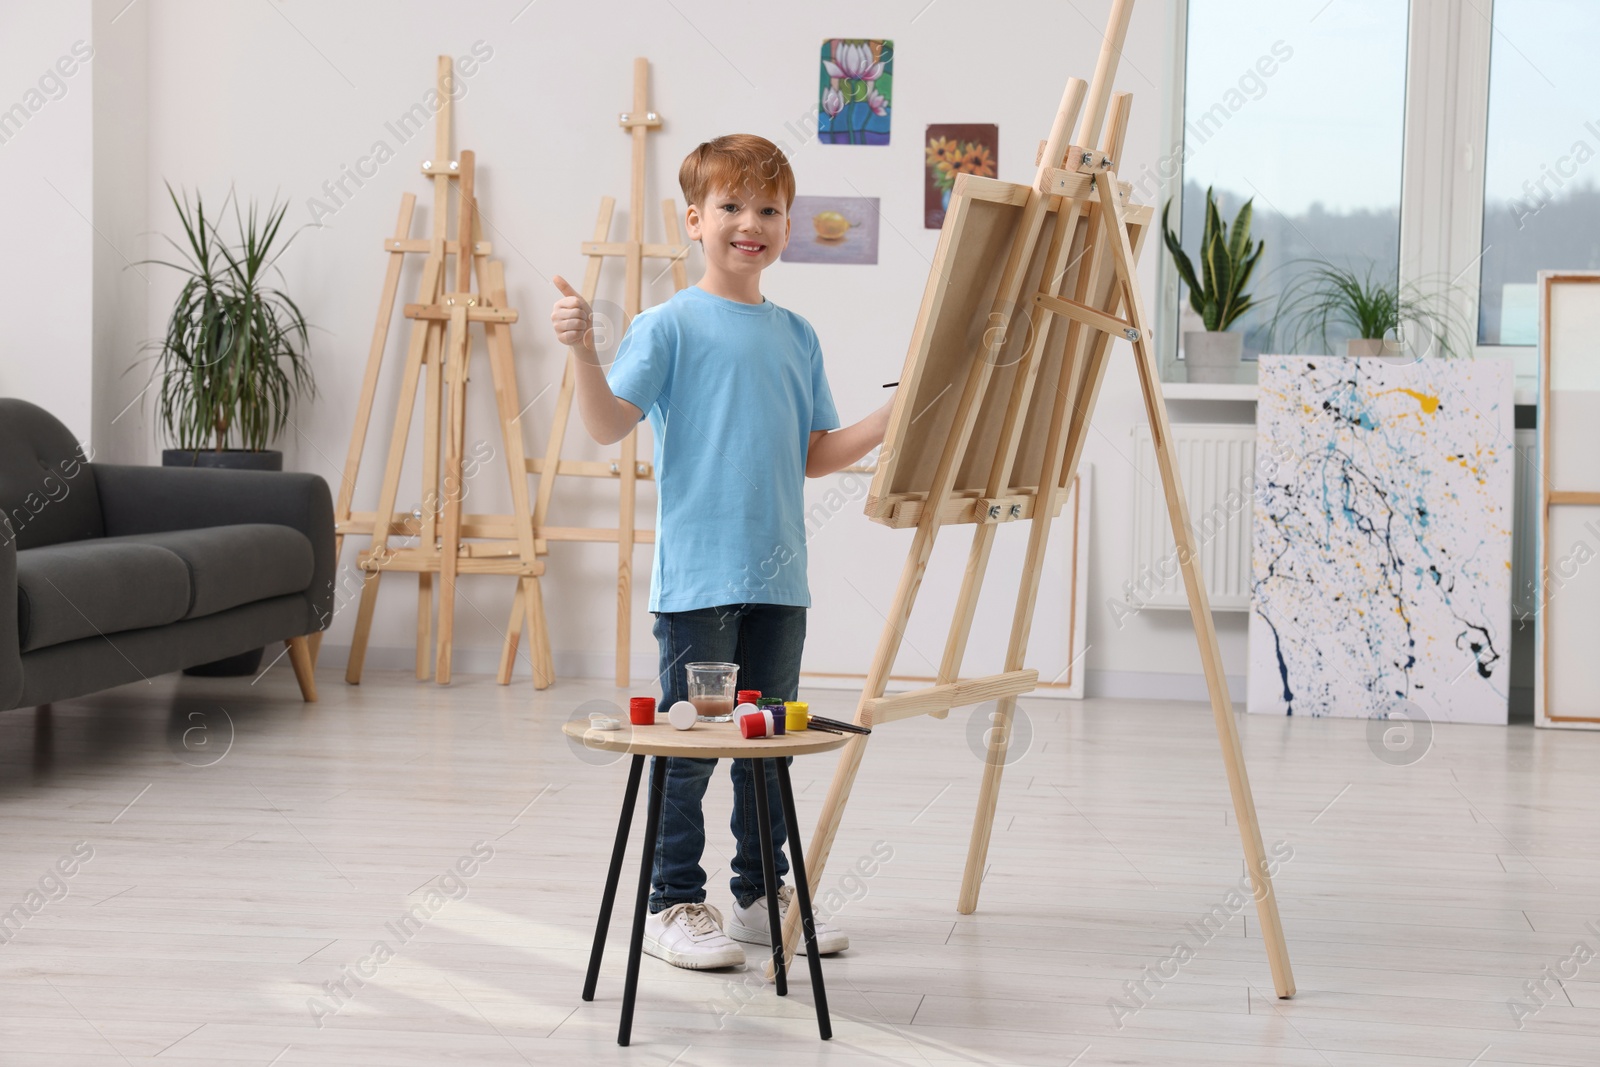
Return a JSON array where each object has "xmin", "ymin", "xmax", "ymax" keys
[{"xmin": 607, "ymin": 285, "xmax": 840, "ymax": 612}]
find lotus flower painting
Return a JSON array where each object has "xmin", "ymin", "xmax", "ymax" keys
[
  {"xmin": 819, "ymin": 39, "xmax": 892, "ymax": 145},
  {"xmin": 925, "ymin": 124, "xmax": 998, "ymax": 228},
  {"xmin": 781, "ymin": 196, "xmax": 880, "ymax": 265}
]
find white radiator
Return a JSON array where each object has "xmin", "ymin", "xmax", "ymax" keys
[{"xmin": 1128, "ymin": 423, "xmax": 1256, "ymax": 611}]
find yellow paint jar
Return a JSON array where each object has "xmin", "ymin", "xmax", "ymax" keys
[{"xmin": 785, "ymin": 701, "xmax": 809, "ymax": 732}]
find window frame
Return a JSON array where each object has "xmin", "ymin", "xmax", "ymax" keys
[{"xmin": 1157, "ymin": 0, "xmax": 1521, "ymax": 377}]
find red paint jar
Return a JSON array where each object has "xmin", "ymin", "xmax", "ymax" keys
[
  {"xmin": 629, "ymin": 696, "xmax": 656, "ymax": 726},
  {"xmin": 739, "ymin": 708, "xmax": 776, "ymax": 738}
]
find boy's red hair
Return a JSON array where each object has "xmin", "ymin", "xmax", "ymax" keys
[{"xmin": 679, "ymin": 134, "xmax": 796, "ymax": 210}]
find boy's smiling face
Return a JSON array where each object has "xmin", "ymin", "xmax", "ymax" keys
[{"xmin": 686, "ymin": 183, "xmax": 790, "ymax": 282}]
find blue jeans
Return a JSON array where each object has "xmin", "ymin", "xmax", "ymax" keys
[{"xmin": 649, "ymin": 603, "xmax": 805, "ymax": 912}]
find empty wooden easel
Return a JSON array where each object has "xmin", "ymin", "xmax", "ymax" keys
[
  {"xmin": 773, "ymin": 0, "xmax": 1295, "ymax": 1001},
  {"xmin": 500, "ymin": 57, "xmax": 691, "ymax": 689},
  {"xmin": 334, "ymin": 56, "xmax": 554, "ymax": 690}
]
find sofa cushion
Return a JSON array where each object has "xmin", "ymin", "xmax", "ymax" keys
[
  {"xmin": 0, "ymin": 399, "xmax": 102, "ymax": 550},
  {"xmin": 100, "ymin": 524, "xmax": 315, "ymax": 620},
  {"xmin": 16, "ymin": 541, "xmax": 191, "ymax": 652}
]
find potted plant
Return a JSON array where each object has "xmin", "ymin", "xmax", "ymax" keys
[
  {"xmin": 1162, "ymin": 187, "xmax": 1263, "ymax": 383},
  {"xmin": 146, "ymin": 184, "xmax": 313, "ymax": 471},
  {"xmin": 143, "ymin": 185, "xmax": 314, "ymax": 675},
  {"xmin": 1271, "ymin": 260, "xmax": 1472, "ymax": 361}
]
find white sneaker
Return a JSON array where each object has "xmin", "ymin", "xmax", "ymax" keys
[
  {"xmin": 643, "ymin": 903, "xmax": 746, "ymax": 970},
  {"xmin": 729, "ymin": 886, "xmax": 849, "ymax": 955}
]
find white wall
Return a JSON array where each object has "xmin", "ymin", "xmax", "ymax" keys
[
  {"xmin": 1, "ymin": 2, "xmax": 96, "ymax": 443},
  {"xmin": 88, "ymin": 0, "xmax": 1242, "ymax": 698},
  {"xmin": 91, "ymin": 0, "xmax": 148, "ymax": 462}
]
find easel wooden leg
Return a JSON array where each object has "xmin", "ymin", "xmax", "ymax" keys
[
  {"xmin": 416, "ymin": 576, "xmax": 433, "ymax": 680},
  {"xmin": 775, "ymin": 516, "xmax": 946, "ymax": 976},
  {"xmin": 1098, "ymin": 168, "xmax": 1295, "ymax": 998},
  {"xmin": 331, "ymin": 195, "xmax": 418, "ymax": 676},
  {"xmin": 778, "ymin": 732, "xmax": 870, "ymax": 981},
  {"xmin": 525, "ymin": 575, "xmax": 555, "ymax": 690},
  {"xmin": 477, "ymin": 257, "xmax": 551, "ymax": 690},
  {"xmin": 345, "ymin": 569, "xmax": 383, "ymax": 686},
  {"xmin": 346, "ymin": 257, "xmax": 443, "ymax": 685},
  {"xmin": 490, "ymin": 576, "xmax": 552, "ymax": 688},
  {"xmin": 436, "ymin": 306, "xmax": 470, "ymax": 685},
  {"xmin": 498, "ymin": 584, "xmax": 524, "ymax": 686},
  {"xmin": 938, "ymin": 527, "xmax": 998, "ymax": 691},
  {"xmin": 957, "ymin": 447, "xmax": 1077, "ymax": 910},
  {"xmin": 417, "ymin": 315, "xmax": 446, "ymax": 682},
  {"xmin": 960, "ymin": 694, "xmax": 1015, "ymax": 908}
]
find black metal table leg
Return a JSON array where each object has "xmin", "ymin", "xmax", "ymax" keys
[
  {"xmin": 618, "ymin": 756, "xmax": 666, "ymax": 1046},
  {"xmin": 584, "ymin": 754, "xmax": 645, "ymax": 1002},
  {"xmin": 750, "ymin": 757, "xmax": 787, "ymax": 997},
  {"xmin": 776, "ymin": 758, "xmax": 832, "ymax": 1040}
]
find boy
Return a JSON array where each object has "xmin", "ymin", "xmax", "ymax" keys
[{"xmin": 551, "ymin": 134, "xmax": 890, "ymax": 969}]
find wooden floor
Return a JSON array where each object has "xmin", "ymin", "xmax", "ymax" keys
[{"xmin": 1, "ymin": 665, "xmax": 1598, "ymax": 1066}]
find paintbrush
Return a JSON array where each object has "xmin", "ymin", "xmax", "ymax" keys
[
  {"xmin": 803, "ymin": 720, "xmax": 845, "ymax": 735},
  {"xmin": 807, "ymin": 714, "xmax": 872, "ymax": 735}
]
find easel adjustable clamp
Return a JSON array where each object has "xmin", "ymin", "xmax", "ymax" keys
[
  {"xmin": 978, "ymin": 500, "xmax": 1026, "ymax": 523},
  {"xmin": 1033, "ymin": 139, "xmax": 1114, "ymax": 171},
  {"xmin": 420, "ymin": 159, "xmax": 461, "ymax": 174}
]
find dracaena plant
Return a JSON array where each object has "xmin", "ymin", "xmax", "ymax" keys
[
  {"xmin": 143, "ymin": 183, "xmax": 313, "ymax": 452},
  {"xmin": 1161, "ymin": 187, "xmax": 1264, "ymax": 332}
]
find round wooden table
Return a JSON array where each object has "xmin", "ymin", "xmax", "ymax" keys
[{"xmin": 563, "ymin": 719, "xmax": 849, "ymax": 1046}]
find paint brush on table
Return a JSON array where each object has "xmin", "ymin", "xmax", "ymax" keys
[
  {"xmin": 802, "ymin": 720, "xmax": 845, "ymax": 735},
  {"xmin": 807, "ymin": 714, "xmax": 871, "ymax": 735}
]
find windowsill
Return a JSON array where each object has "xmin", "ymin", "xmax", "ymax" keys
[{"xmin": 1160, "ymin": 362, "xmax": 1539, "ymax": 406}]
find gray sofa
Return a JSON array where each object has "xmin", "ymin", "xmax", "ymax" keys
[{"xmin": 1, "ymin": 399, "xmax": 333, "ymax": 711}]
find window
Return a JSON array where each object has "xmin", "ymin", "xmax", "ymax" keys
[
  {"xmin": 1169, "ymin": 1, "xmax": 1410, "ymax": 361},
  {"xmin": 1477, "ymin": 0, "xmax": 1600, "ymax": 346}
]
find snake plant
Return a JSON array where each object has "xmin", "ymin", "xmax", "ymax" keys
[{"xmin": 1161, "ymin": 187, "xmax": 1264, "ymax": 332}]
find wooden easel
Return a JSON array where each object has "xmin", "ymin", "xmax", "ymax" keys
[
  {"xmin": 334, "ymin": 56, "xmax": 554, "ymax": 690},
  {"xmin": 776, "ymin": 0, "xmax": 1295, "ymax": 999},
  {"xmin": 500, "ymin": 57, "xmax": 690, "ymax": 689}
]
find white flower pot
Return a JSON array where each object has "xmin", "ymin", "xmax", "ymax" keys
[
  {"xmin": 1184, "ymin": 331, "xmax": 1243, "ymax": 383},
  {"xmin": 1346, "ymin": 337, "xmax": 1408, "ymax": 363}
]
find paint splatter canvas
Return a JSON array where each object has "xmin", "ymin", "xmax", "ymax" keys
[
  {"xmin": 1247, "ymin": 356, "xmax": 1514, "ymax": 724},
  {"xmin": 924, "ymin": 124, "xmax": 998, "ymax": 228},
  {"xmin": 782, "ymin": 196, "xmax": 880, "ymax": 265},
  {"xmin": 819, "ymin": 39, "xmax": 892, "ymax": 145}
]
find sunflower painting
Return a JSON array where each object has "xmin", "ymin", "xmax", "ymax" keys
[
  {"xmin": 819, "ymin": 39, "xmax": 893, "ymax": 145},
  {"xmin": 924, "ymin": 123, "xmax": 998, "ymax": 229}
]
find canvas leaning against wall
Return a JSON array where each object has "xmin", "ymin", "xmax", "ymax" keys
[{"xmin": 1247, "ymin": 356, "xmax": 1515, "ymax": 724}]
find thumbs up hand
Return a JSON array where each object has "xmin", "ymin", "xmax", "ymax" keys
[{"xmin": 551, "ymin": 275, "xmax": 596, "ymax": 354}]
